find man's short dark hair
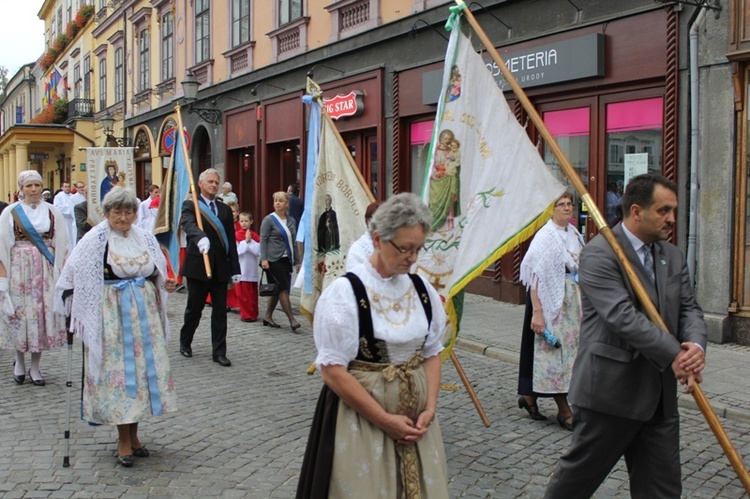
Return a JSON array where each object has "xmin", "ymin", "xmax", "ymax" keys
[
  {"xmin": 288, "ymin": 184, "xmax": 299, "ymax": 196},
  {"xmin": 148, "ymin": 184, "xmax": 160, "ymax": 193},
  {"xmin": 621, "ymin": 174, "xmax": 677, "ymax": 217}
]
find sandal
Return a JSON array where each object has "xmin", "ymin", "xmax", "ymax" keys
[
  {"xmin": 117, "ymin": 454, "xmax": 135, "ymax": 467},
  {"xmin": 132, "ymin": 446, "xmax": 150, "ymax": 458},
  {"xmin": 518, "ymin": 396, "xmax": 547, "ymax": 421}
]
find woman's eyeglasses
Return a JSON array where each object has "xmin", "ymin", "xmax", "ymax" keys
[{"xmin": 388, "ymin": 240, "xmax": 424, "ymax": 256}]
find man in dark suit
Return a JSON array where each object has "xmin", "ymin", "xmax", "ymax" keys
[
  {"xmin": 73, "ymin": 200, "xmax": 92, "ymax": 242},
  {"xmin": 287, "ymin": 183, "xmax": 303, "ymax": 230},
  {"xmin": 179, "ymin": 168, "xmax": 240, "ymax": 367},
  {"xmin": 545, "ymin": 174, "xmax": 707, "ymax": 499}
]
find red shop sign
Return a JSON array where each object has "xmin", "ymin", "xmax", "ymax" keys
[{"xmin": 323, "ymin": 91, "xmax": 364, "ymax": 120}]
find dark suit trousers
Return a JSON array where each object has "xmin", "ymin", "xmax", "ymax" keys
[
  {"xmin": 181, "ymin": 277, "xmax": 228, "ymax": 358},
  {"xmin": 544, "ymin": 406, "xmax": 681, "ymax": 499}
]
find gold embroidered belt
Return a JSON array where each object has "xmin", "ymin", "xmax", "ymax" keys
[{"xmin": 349, "ymin": 353, "xmax": 425, "ymax": 499}]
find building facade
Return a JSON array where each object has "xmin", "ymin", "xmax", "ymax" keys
[{"xmin": 5, "ymin": 0, "xmax": 747, "ymax": 344}]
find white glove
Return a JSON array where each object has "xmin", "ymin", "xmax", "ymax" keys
[
  {"xmin": 0, "ymin": 277, "xmax": 7, "ymax": 293},
  {"xmin": 231, "ymin": 274, "xmax": 241, "ymax": 284},
  {"xmin": 197, "ymin": 237, "xmax": 210, "ymax": 254}
]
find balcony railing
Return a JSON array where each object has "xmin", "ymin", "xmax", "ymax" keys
[{"xmin": 68, "ymin": 98, "xmax": 95, "ymax": 120}]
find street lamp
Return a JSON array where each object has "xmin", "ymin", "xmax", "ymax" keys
[
  {"xmin": 181, "ymin": 70, "xmax": 222, "ymax": 125},
  {"xmin": 99, "ymin": 110, "xmax": 130, "ymax": 147}
]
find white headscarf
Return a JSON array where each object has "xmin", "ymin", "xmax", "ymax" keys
[{"xmin": 17, "ymin": 170, "xmax": 43, "ymax": 188}]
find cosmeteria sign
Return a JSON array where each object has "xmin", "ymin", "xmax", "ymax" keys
[
  {"xmin": 323, "ymin": 91, "xmax": 364, "ymax": 120},
  {"xmin": 487, "ymin": 33, "xmax": 605, "ymax": 90}
]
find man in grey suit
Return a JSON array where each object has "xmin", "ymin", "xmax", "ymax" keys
[{"xmin": 544, "ymin": 174, "xmax": 707, "ymax": 499}]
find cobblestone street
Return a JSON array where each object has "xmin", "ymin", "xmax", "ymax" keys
[{"xmin": 1, "ymin": 290, "xmax": 749, "ymax": 497}]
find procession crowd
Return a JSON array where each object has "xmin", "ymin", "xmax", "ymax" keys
[{"xmin": 1, "ymin": 168, "xmax": 708, "ymax": 498}]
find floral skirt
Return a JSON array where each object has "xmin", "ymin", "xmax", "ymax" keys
[
  {"xmin": 83, "ymin": 279, "xmax": 177, "ymax": 425},
  {"xmin": 328, "ymin": 365, "xmax": 449, "ymax": 498},
  {"xmin": 0, "ymin": 242, "xmax": 66, "ymax": 352},
  {"xmin": 532, "ymin": 276, "xmax": 582, "ymax": 394}
]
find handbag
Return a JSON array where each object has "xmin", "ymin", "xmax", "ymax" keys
[{"xmin": 259, "ymin": 269, "xmax": 278, "ymax": 297}]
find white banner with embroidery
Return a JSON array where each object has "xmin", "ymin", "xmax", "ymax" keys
[
  {"xmin": 416, "ymin": 17, "xmax": 565, "ymax": 359},
  {"xmin": 85, "ymin": 147, "xmax": 136, "ymax": 225}
]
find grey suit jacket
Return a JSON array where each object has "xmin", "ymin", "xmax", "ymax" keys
[
  {"xmin": 568, "ymin": 223, "xmax": 706, "ymax": 421},
  {"xmin": 260, "ymin": 213, "xmax": 299, "ymax": 265}
]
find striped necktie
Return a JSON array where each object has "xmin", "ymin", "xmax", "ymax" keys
[{"xmin": 641, "ymin": 244, "xmax": 655, "ymax": 282}]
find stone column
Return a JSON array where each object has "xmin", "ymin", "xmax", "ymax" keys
[
  {"xmin": 3, "ymin": 149, "xmax": 11, "ymax": 203},
  {"xmin": 8, "ymin": 146, "xmax": 16, "ymax": 199},
  {"xmin": 14, "ymin": 140, "xmax": 31, "ymax": 179}
]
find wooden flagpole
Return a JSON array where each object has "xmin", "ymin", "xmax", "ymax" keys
[
  {"xmin": 175, "ymin": 105, "xmax": 212, "ymax": 279},
  {"xmin": 454, "ymin": 1, "xmax": 750, "ymax": 490}
]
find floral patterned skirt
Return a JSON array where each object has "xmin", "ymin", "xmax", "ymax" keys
[
  {"xmin": 83, "ymin": 279, "xmax": 177, "ymax": 425},
  {"xmin": 532, "ymin": 276, "xmax": 582, "ymax": 394},
  {"xmin": 328, "ymin": 365, "xmax": 449, "ymax": 498},
  {"xmin": 0, "ymin": 242, "xmax": 66, "ymax": 352}
]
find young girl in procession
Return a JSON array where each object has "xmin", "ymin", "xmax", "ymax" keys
[{"xmin": 236, "ymin": 211, "xmax": 260, "ymax": 323}]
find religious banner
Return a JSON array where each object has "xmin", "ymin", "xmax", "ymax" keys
[
  {"xmin": 84, "ymin": 147, "xmax": 136, "ymax": 225},
  {"xmin": 417, "ymin": 17, "xmax": 565, "ymax": 359},
  {"xmin": 299, "ymin": 90, "xmax": 374, "ymax": 321}
]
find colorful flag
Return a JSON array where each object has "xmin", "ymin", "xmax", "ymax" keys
[
  {"xmin": 299, "ymin": 89, "xmax": 374, "ymax": 321},
  {"xmin": 416, "ymin": 14, "xmax": 566, "ymax": 359},
  {"xmin": 154, "ymin": 127, "xmax": 190, "ymax": 275}
]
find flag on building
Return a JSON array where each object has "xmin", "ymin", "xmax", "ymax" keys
[
  {"xmin": 154, "ymin": 127, "xmax": 190, "ymax": 275},
  {"xmin": 84, "ymin": 147, "xmax": 136, "ymax": 226},
  {"xmin": 299, "ymin": 88, "xmax": 374, "ymax": 321},
  {"xmin": 416, "ymin": 14, "xmax": 566, "ymax": 359}
]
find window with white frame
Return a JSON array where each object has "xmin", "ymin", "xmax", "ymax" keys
[
  {"xmin": 279, "ymin": 0, "xmax": 302, "ymax": 25},
  {"xmin": 83, "ymin": 55, "xmax": 91, "ymax": 98},
  {"xmin": 73, "ymin": 64, "xmax": 80, "ymax": 99},
  {"xmin": 67, "ymin": 0, "xmax": 72, "ymax": 25},
  {"xmin": 114, "ymin": 47, "xmax": 123, "ymax": 102},
  {"xmin": 232, "ymin": 0, "xmax": 250, "ymax": 47},
  {"xmin": 99, "ymin": 58, "xmax": 107, "ymax": 110},
  {"xmin": 195, "ymin": 0, "xmax": 210, "ymax": 64},
  {"xmin": 161, "ymin": 11, "xmax": 173, "ymax": 80},
  {"xmin": 57, "ymin": 7, "xmax": 63, "ymax": 36},
  {"xmin": 139, "ymin": 29, "xmax": 149, "ymax": 92}
]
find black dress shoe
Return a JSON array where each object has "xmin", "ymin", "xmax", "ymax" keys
[
  {"xmin": 518, "ymin": 396, "xmax": 547, "ymax": 421},
  {"xmin": 263, "ymin": 319, "xmax": 281, "ymax": 328},
  {"xmin": 212, "ymin": 355, "xmax": 232, "ymax": 367},
  {"xmin": 28, "ymin": 370, "xmax": 45, "ymax": 387},
  {"xmin": 179, "ymin": 345, "xmax": 192, "ymax": 358}
]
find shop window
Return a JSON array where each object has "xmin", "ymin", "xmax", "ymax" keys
[
  {"xmin": 409, "ymin": 120, "xmax": 434, "ymax": 197},
  {"xmin": 543, "ymin": 107, "xmax": 590, "ymax": 238},
  {"xmin": 605, "ymin": 97, "xmax": 663, "ymax": 226}
]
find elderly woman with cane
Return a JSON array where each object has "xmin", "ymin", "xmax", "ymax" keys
[
  {"xmin": 297, "ymin": 193, "xmax": 449, "ymax": 498},
  {"xmin": 57, "ymin": 186, "xmax": 177, "ymax": 467},
  {"xmin": 0, "ymin": 170, "xmax": 68, "ymax": 386}
]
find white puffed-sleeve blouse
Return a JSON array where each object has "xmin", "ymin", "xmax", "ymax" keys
[{"xmin": 314, "ymin": 259, "xmax": 446, "ymax": 367}]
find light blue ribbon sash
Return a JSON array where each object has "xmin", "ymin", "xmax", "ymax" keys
[
  {"xmin": 270, "ymin": 215, "xmax": 294, "ymax": 266},
  {"xmin": 198, "ymin": 203, "xmax": 229, "ymax": 254},
  {"xmin": 105, "ymin": 277, "xmax": 163, "ymax": 416},
  {"xmin": 11, "ymin": 204, "xmax": 55, "ymax": 266}
]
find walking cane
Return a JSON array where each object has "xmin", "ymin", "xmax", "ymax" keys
[{"xmin": 63, "ymin": 328, "xmax": 74, "ymax": 468}]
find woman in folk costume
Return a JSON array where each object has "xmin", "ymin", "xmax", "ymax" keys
[
  {"xmin": 0, "ymin": 170, "xmax": 68, "ymax": 386},
  {"xmin": 57, "ymin": 186, "xmax": 177, "ymax": 468},
  {"xmin": 297, "ymin": 193, "xmax": 449, "ymax": 499},
  {"xmin": 517, "ymin": 192, "xmax": 584, "ymax": 431}
]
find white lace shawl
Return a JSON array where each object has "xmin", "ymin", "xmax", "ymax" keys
[
  {"xmin": 56, "ymin": 221, "xmax": 170, "ymax": 382},
  {"xmin": 519, "ymin": 220, "xmax": 581, "ymax": 326},
  {"xmin": 0, "ymin": 202, "xmax": 68, "ymax": 298}
]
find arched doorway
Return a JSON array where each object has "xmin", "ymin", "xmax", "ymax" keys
[
  {"xmin": 133, "ymin": 128, "xmax": 153, "ymax": 199},
  {"xmin": 192, "ymin": 126, "xmax": 212, "ymax": 175}
]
